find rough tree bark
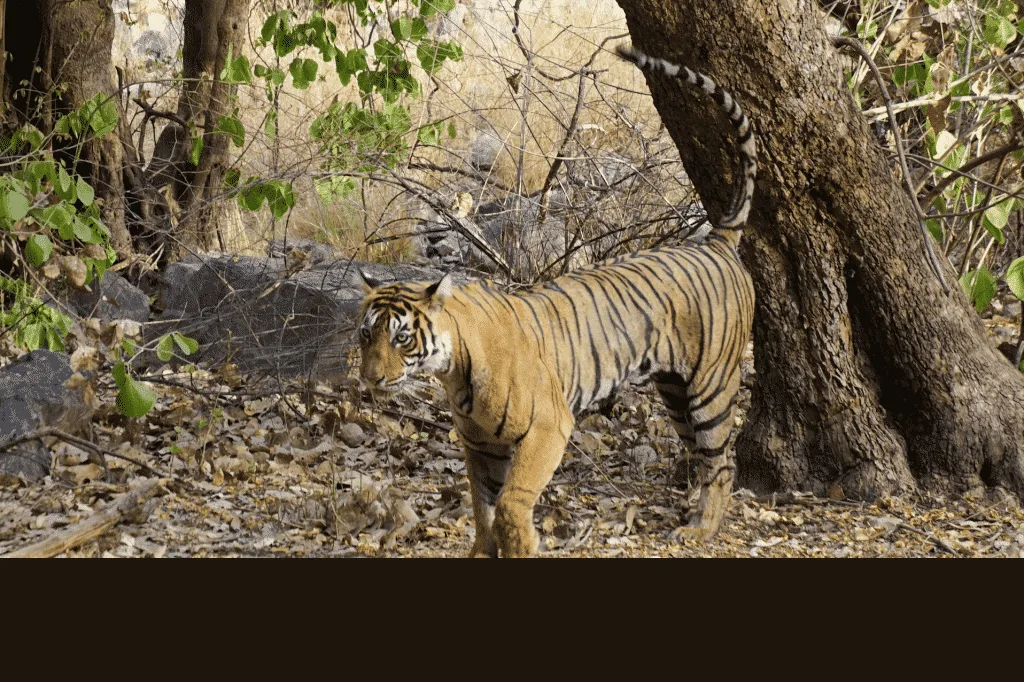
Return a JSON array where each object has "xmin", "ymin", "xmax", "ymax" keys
[
  {"xmin": 148, "ymin": 0, "xmax": 247, "ymax": 258},
  {"xmin": 614, "ymin": 0, "xmax": 1024, "ymax": 502},
  {"xmin": 33, "ymin": 0, "xmax": 131, "ymax": 253}
]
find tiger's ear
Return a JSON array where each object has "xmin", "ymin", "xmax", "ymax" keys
[
  {"xmin": 423, "ymin": 273, "xmax": 452, "ymax": 308},
  {"xmin": 359, "ymin": 270, "xmax": 382, "ymax": 292}
]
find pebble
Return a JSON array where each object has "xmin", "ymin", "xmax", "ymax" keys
[
  {"xmin": 338, "ymin": 422, "xmax": 365, "ymax": 447},
  {"xmin": 629, "ymin": 444, "xmax": 660, "ymax": 467}
]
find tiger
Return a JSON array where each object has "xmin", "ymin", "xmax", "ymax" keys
[{"xmin": 356, "ymin": 45, "xmax": 756, "ymax": 557}]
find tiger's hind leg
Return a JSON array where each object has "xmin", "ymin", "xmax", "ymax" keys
[
  {"xmin": 653, "ymin": 372, "xmax": 699, "ymax": 490},
  {"xmin": 669, "ymin": 368, "xmax": 741, "ymax": 542},
  {"xmin": 465, "ymin": 447, "xmax": 512, "ymax": 558}
]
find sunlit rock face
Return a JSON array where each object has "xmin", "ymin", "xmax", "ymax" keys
[{"xmin": 112, "ymin": 0, "xmax": 185, "ymax": 101}]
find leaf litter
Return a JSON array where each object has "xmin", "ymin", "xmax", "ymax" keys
[{"xmin": 1, "ymin": 329, "xmax": 1023, "ymax": 558}]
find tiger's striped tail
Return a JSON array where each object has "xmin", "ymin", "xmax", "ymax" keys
[{"xmin": 616, "ymin": 45, "xmax": 756, "ymax": 245}]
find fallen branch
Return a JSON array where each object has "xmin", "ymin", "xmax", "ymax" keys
[
  {"xmin": 2, "ymin": 478, "xmax": 168, "ymax": 558},
  {"xmin": 896, "ymin": 522, "xmax": 961, "ymax": 557},
  {"xmin": 0, "ymin": 427, "xmax": 168, "ymax": 478}
]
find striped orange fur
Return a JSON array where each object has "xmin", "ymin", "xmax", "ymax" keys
[{"xmin": 357, "ymin": 46, "xmax": 756, "ymax": 556}]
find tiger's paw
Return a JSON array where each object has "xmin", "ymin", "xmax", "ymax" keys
[
  {"xmin": 668, "ymin": 513, "xmax": 723, "ymax": 544},
  {"xmin": 668, "ymin": 523, "xmax": 712, "ymax": 544},
  {"xmin": 469, "ymin": 536, "xmax": 498, "ymax": 558}
]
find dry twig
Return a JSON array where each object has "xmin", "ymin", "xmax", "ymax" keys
[{"xmin": 2, "ymin": 478, "xmax": 168, "ymax": 558}]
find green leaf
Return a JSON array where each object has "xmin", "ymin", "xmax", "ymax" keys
[
  {"xmin": 157, "ymin": 334, "xmax": 175, "ymax": 362},
  {"xmin": 982, "ymin": 198, "xmax": 1013, "ymax": 244},
  {"xmin": 45, "ymin": 326, "xmax": 65, "ymax": 352},
  {"xmin": 2, "ymin": 189, "xmax": 30, "ymax": 224},
  {"xmin": 225, "ymin": 168, "xmax": 241, "ymax": 190},
  {"xmin": 374, "ymin": 39, "xmax": 402, "ymax": 60},
  {"xmin": 56, "ymin": 166, "xmax": 76, "ymax": 203},
  {"xmin": 73, "ymin": 216, "xmax": 99, "ymax": 244},
  {"xmin": 264, "ymin": 109, "xmax": 278, "ymax": 139},
  {"xmin": 25, "ymin": 234, "xmax": 53, "ymax": 267},
  {"xmin": 959, "ymin": 266, "xmax": 998, "ymax": 313},
  {"xmin": 984, "ymin": 14, "xmax": 1017, "ymax": 50},
  {"xmin": 216, "ymin": 115, "xmax": 246, "ymax": 147},
  {"xmin": 239, "ymin": 180, "xmax": 266, "ymax": 211},
  {"xmin": 76, "ymin": 177, "xmax": 95, "ymax": 206},
  {"xmin": 16, "ymin": 124, "xmax": 44, "ymax": 151},
  {"xmin": 261, "ymin": 14, "xmax": 280, "ymax": 44},
  {"xmin": 116, "ymin": 376, "xmax": 157, "ymax": 418},
  {"xmin": 81, "ymin": 94, "xmax": 119, "ymax": 138},
  {"xmin": 266, "ymin": 181, "xmax": 295, "ymax": 218},
  {"xmin": 448, "ymin": 121, "xmax": 457, "ymax": 139},
  {"xmin": 172, "ymin": 333, "xmax": 199, "ymax": 356},
  {"xmin": 29, "ymin": 160, "xmax": 56, "ymax": 187},
  {"xmin": 418, "ymin": 123, "xmax": 440, "ymax": 145},
  {"xmin": 190, "ymin": 135, "xmax": 204, "ymax": 165},
  {"xmin": 420, "ymin": 0, "xmax": 456, "ymax": 18},
  {"xmin": 925, "ymin": 218, "xmax": 943, "ymax": 243},
  {"xmin": 289, "ymin": 58, "xmax": 319, "ymax": 89},
  {"xmin": 53, "ymin": 115, "xmax": 72, "ymax": 137},
  {"xmin": 222, "ymin": 54, "xmax": 252, "ymax": 84},
  {"xmin": 90, "ymin": 217, "xmax": 110, "ymax": 242},
  {"xmin": 412, "ymin": 18, "xmax": 429, "ymax": 41},
  {"xmin": 1006, "ymin": 257, "xmax": 1024, "ymax": 301},
  {"xmin": 22, "ymin": 323, "xmax": 44, "ymax": 350},
  {"xmin": 391, "ymin": 17, "xmax": 414, "ymax": 41},
  {"xmin": 112, "ymin": 361, "xmax": 129, "ymax": 389},
  {"xmin": 417, "ymin": 39, "xmax": 461, "ymax": 74},
  {"xmin": 30, "ymin": 205, "xmax": 75, "ymax": 239}
]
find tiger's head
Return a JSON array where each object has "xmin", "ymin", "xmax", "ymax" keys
[{"xmin": 356, "ymin": 271, "xmax": 453, "ymax": 391}]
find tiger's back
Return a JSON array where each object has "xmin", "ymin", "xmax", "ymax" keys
[{"xmin": 516, "ymin": 240, "xmax": 753, "ymax": 417}]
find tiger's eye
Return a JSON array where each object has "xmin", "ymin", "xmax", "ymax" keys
[
  {"xmin": 360, "ymin": 326, "xmax": 371, "ymax": 341},
  {"xmin": 395, "ymin": 332, "xmax": 411, "ymax": 346}
]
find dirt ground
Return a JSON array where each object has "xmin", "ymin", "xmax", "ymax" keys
[{"xmin": 2, "ymin": 315, "xmax": 1022, "ymax": 558}]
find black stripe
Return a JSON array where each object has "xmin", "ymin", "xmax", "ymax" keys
[
  {"xmin": 495, "ymin": 389, "xmax": 512, "ymax": 438},
  {"xmin": 512, "ymin": 397, "xmax": 536, "ymax": 445},
  {"xmin": 692, "ymin": 408, "xmax": 731, "ymax": 433}
]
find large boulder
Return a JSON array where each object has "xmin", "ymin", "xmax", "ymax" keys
[
  {"xmin": 411, "ymin": 194, "xmax": 571, "ymax": 277},
  {"xmin": 149, "ymin": 253, "xmax": 445, "ymax": 378},
  {"xmin": 0, "ymin": 351, "xmax": 94, "ymax": 481},
  {"xmin": 65, "ymin": 271, "xmax": 151, "ymax": 325}
]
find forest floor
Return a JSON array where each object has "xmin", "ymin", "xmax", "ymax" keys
[{"xmin": 2, "ymin": 311, "xmax": 1023, "ymax": 558}]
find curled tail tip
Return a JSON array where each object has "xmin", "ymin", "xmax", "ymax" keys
[{"xmin": 615, "ymin": 44, "xmax": 645, "ymax": 65}]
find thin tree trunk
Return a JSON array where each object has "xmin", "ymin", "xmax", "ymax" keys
[
  {"xmin": 43, "ymin": 0, "xmax": 131, "ymax": 254},
  {"xmin": 0, "ymin": 0, "xmax": 7, "ymax": 109},
  {"xmin": 147, "ymin": 0, "xmax": 245, "ymax": 259},
  {"xmin": 614, "ymin": 0, "xmax": 1024, "ymax": 501}
]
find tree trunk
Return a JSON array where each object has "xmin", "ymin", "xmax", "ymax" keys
[
  {"xmin": 42, "ymin": 0, "xmax": 131, "ymax": 254},
  {"xmin": 149, "ymin": 0, "xmax": 247, "ymax": 258},
  {"xmin": 0, "ymin": 0, "xmax": 7, "ymax": 110},
  {"xmin": 614, "ymin": 0, "xmax": 1024, "ymax": 502}
]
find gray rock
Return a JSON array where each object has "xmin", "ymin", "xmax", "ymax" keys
[
  {"xmin": 338, "ymin": 423, "xmax": 366, "ymax": 448},
  {"xmin": 66, "ymin": 271, "xmax": 151, "ymax": 324},
  {"xmin": 629, "ymin": 444, "xmax": 660, "ymax": 468},
  {"xmin": 468, "ymin": 134, "xmax": 504, "ymax": 172},
  {"xmin": 0, "ymin": 351, "xmax": 94, "ymax": 481},
  {"xmin": 149, "ymin": 253, "xmax": 445, "ymax": 378},
  {"xmin": 267, "ymin": 238, "xmax": 337, "ymax": 266}
]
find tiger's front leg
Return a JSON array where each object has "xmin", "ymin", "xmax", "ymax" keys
[
  {"xmin": 492, "ymin": 418, "xmax": 571, "ymax": 558},
  {"xmin": 465, "ymin": 447, "xmax": 512, "ymax": 558}
]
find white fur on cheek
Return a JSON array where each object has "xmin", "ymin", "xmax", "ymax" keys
[{"xmin": 420, "ymin": 330, "xmax": 452, "ymax": 374}]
